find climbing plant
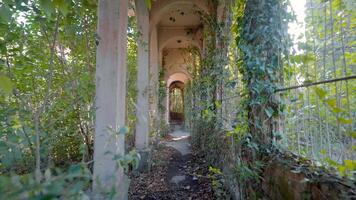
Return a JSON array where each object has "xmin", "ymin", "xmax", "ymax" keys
[
  {"xmin": 184, "ymin": 0, "xmax": 355, "ymax": 198},
  {"xmin": 238, "ymin": 0, "xmax": 293, "ymax": 145},
  {"xmin": 185, "ymin": 0, "xmax": 294, "ymax": 198}
]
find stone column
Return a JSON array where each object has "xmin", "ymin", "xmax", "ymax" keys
[
  {"xmin": 150, "ymin": 26, "xmax": 159, "ymax": 131},
  {"xmin": 93, "ymin": 0, "xmax": 129, "ymax": 198},
  {"xmin": 159, "ymin": 51, "xmax": 169, "ymax": 125},
  {"xmin": 135, "ymin": 0, "xmax": 150, "ymax": 150}
]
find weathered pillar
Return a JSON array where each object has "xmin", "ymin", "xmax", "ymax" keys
[
  {"xmin": 150, "ymin": 26, "xmax": 159, "ymax": 131},
  {"xmin": 93, "ymin": 0, "xmax": 129, "ymax": 198},
  {"xmin": 166, "ymin": 86, "xmax": 170, "ymax": 123},
  {"xmin": 135, "ymin": 0, "xmax": 150, "ymax": 170},
  {"xmin": 159, "ymin": 51, "xmax": 170, "ymax": 125},
  {"xmin": 239, "ymin": 0, "xmax": 287, "ymax": 144}
]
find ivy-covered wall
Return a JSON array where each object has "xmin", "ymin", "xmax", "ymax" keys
[{"xmin": 238, "ymin": 0, "xmax": 291, "ymax": 144}]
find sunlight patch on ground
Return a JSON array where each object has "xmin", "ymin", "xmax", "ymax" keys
[{"xmin": 172, "ymin": 135, "xmax": 190, "ymax": 141}]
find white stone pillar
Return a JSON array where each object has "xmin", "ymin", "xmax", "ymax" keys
[
  {"xmin": 150, "ymin": 27, "xmax": 159, "ymax": 127},
  {"xmin": 135, "ymin": 0, "xmax": 150, "ymax": 150},
  {"xmin": 93, "ymin": 0, "xmax": 129, "ymax": 197}
]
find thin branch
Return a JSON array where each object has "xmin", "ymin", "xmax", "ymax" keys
[{"xmin": 34, "ymin": 13, "xmax": 60, "ymax": 181}]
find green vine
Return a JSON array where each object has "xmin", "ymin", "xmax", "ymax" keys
[
  {"xmin": 237, "ymin": 0, "xmax": 293, "ymax": 145},
  {"xmin": 184, "ymin": 0, "xmax": 293, "ymax": 198}
]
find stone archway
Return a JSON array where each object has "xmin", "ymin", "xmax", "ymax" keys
[{"xmin": 169, "ymin": 81, "xmax": 185, "ymax": 124}]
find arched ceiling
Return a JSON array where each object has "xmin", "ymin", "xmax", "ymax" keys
[
  {"xmin": 150, "ymin": 0, "xmax": 207, "ymax": 85},
  {"xmin": 160, "ymin": 35, "xmax": 201, "ymax": 50},
  {"xmin": 167, "ymin": 72, "xmax": 190, "ymax": 87},
  {"xmin": 155, "ymin": 1, "xmax": 205, "ymax": 51},
  {"xmin": 150, "ymin": 0, "xmax": 210, "ymax": 30},
  {"xmin": 158, "ymin": 4, "xmax": 201, "ymax": 27}
]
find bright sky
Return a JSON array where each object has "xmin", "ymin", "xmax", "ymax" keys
[{"xmin": 289, "ymin": 0, "xmax": 307, "ymax": 52}]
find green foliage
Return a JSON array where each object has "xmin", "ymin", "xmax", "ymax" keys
[
  {"xmin": 233, "ymin": 159, "xmax": 263, "ymax": 182},
  {"xmin": 281, "ymin": 0, "xmax": 356, "ymax": 174},
  {"xmin": 238, "ymin": 0, "xmax": 293, "ymax": 143},
  {"xmin": 126, "ymin": 15, "xmax": 138, "ymax": 142},
  {"xmin": 0, "ymin": 0, "xmax": 353, "ymax": 198},
  {"xmin": 169, "ymin": 88, "xmax": 184, "ymax": 113},
  {"xmin": 0, "ymin": 6, "xmax": 10, "ymax": 22},
  {"xmin": 144, "ymin": 0, "xmax": 152, "ymax": 10},
  {"xmin": 208, "ymin": 166, "xmax": 232, "ymax": 200},
  {"xmin": 323, "ymin": 158, "xmax": 356, "ymax": 178},
  {"xmin": 313, "ymin": 86, "xmax": 353, "ymax": 124},
  {"xmin": 0, "ymin": 0, "xmax": 101, "ymax": 195},
  {"xmin": 0, "ymin": 74, "xmax": 13, "ymax": 95},
  {"xmin": 184, "ymin": 1, "xmax": 233, "ymax": 157},
  {"xmin": 0, "ymin": 163, "xmax": 91, "ymax": 200},
  {"xmin": 114, "ymin": 150, "xmax": 140, "ymax": 174}
]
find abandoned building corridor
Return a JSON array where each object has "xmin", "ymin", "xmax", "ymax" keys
[
  {"xmin": 0, "ymin": 0, "xmax": 355, "ymax": 199},
  {"xmin": 92, "ymin": 0, "xmax": 355, "ymax": 199}
]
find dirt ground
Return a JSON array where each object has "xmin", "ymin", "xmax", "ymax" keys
[{"xmin": 128, "ymin": 144, "xmax": 214, "ymax": 200}]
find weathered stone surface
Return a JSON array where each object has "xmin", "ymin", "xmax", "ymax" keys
[
  {"xmin": 135, "ymin": 0, "xmax": 150, "ymax": 151},
  {"xmin": 93, "ymin": 0, "xmax": 128, "ymax": 198},
  {"xmin": 260, "ymin": 158, "xmax": 355, "ymax": 200},
  {"xmin": 136, "ymin": 148, "xmax": 152, "ymax": 173}
]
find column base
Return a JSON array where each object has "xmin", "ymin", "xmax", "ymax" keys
[{"xmin": 136, "ymin": 148, "xmax": 151, "ymax": 173}]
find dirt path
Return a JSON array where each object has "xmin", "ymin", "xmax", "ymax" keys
[{"xmin": 129, "ymin": 126, "xmax": 214, "ymax": 200}]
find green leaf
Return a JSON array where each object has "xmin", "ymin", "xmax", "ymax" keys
[
  {"xmin": 118, "ymin": 126, "xmax": 130, "ymax": 135},
  {"xmin": 338, "ymin": 117, "xmax": 352, "ymax": 124},
  {"xmin": 330, "ymin": 106, "xmax": 343, "ymax": 114},
  {"xmin": 346, "ymin": 131, "xmax": 356, "ymax": 138},
  {"xmin": 145, "ymin": 0, "xmax": 152, "ymax": 10},
  {"xmin": 0, "ymin": 141, "xmax": 8, "ymax": 152},
  {"xmin": 325, "ymin": 98, "xmax": 337, "ymax": 108},
  {"xmin": 215, "ymin": 100, "xmax": 222, "ymax": 109},
  {"xmin": 337, "ymin": 165, "xmax": 346, "ymax": 176},
  {"xmin": 45, "ymin": 168, "xmax": 52, "ymax": 181},
  {"xmin": 0, "ymin": 75, "xmax": 13, "ymax": 95},
  {"xmin": 344, "ymin": 160, "xmax": 356, "ymax": 170},
  {"xmin": 325, "ymin": 158, "xmax": 338, "ymax": 167},
  {"xmin": 39, "ymin": 0, "xmax": 55, "ymax": 17},
  {"xmin": 265, "ymin": 107, "xmax": 273, "ymax": 118},
  {"xmin": 53, "ymin": 0, "xmax": 70, "ymax": 16},
  {"xmin": 320, "ymin": 149, "xmax": 327, "ymax": 155},
  {"xmin": 314, "ymin": 87, "xmax": 326, "ymax": 99},
  {"xmin": 69, "ymin": 164, "xmax": 81, "ymax": 175},
  {"xmin": 0, "ymin": 4, "xmax": 12, "ymax": 23}
]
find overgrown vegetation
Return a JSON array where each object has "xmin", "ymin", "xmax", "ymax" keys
[
  {"xmin": 0, "ymin": 0, "xmax": 140, "ymax": 198},
  {"xmin": 0, "ymin": 0, "xmax": 95, "ymax": 196},
  {"xmin": 0, "ymin": 0, "xmax": 354, "ymax": 199},
  {"xmin": 184, "ymin": 0, "xmax": 355, "ymax": 198}
]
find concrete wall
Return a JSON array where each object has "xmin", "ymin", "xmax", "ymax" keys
[
  {"xmin": 221, "ymin": 149, "xmax": 356, "ymax": 200},
  {"xmin": 261, "ymin": 157, "xmax": 355, "ymax": 200}
]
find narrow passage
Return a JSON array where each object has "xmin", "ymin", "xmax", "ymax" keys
[{"xmin": 129, "ymin": 124, "xmax": 214, "ymax": 200}]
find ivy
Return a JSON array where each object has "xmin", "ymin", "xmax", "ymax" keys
[
  {"xmin": 0, "ymin": 74, "xmax": 13, "ymax": 95},
  {"xmin": 238, "ymin": 0, "xmax": 293, "ymax": 144}
]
